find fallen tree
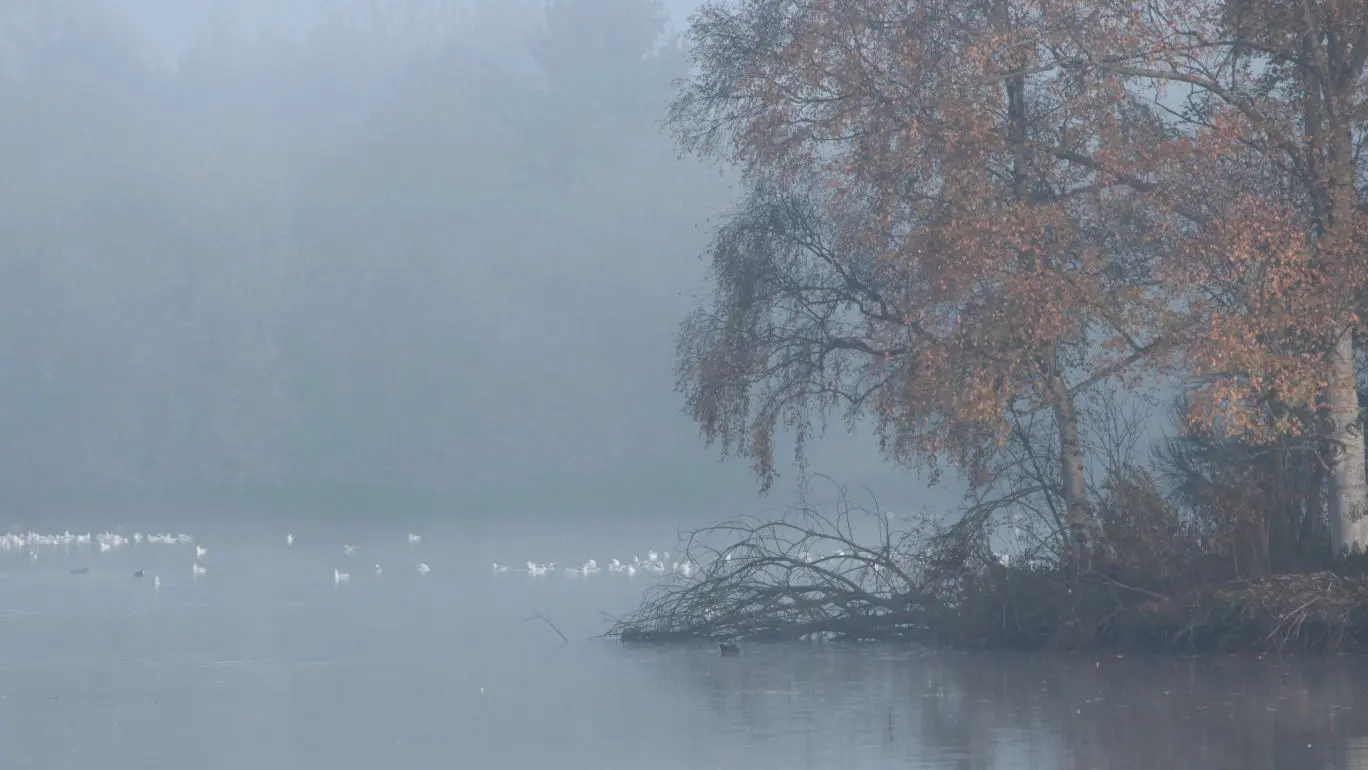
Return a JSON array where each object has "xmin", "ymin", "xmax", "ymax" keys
[
  {"xmin": 609, "ymin": 489, "xmax": 950, "ymax": 644},
  {"xmin": 607, "ymin": 483, "xmax": 1368, "ymax": 654},
  {"xmin": 609, "ymin": 483, "xmax": 1063, "ymax": 646}
]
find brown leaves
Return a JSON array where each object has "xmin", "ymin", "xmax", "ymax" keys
[
  {"xmin": 674, "ymin": 0, "xmax": 1368, "ymax": 495},
  {"xmin": 1172, "ymin": 200, "xmax": 1368, "ymax": 441},
  {"xmin": 1052, "ymin": 0, "xmax": 1368, "ymax": 450},
  {"xmin": 672, "ymin": 0, "xmax": 1181, "ymax": 481}
]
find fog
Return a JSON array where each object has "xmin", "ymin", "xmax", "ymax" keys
[{"xmin": 0, "ymin": 0, "xmax": 948, "ymax": 518}]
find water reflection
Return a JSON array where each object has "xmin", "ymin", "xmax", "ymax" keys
[
  {"xmin": 2, "ymin": 523, "xmax": 1368, "ymax": 769},
  {"xmin": 655, "ymin": 646, "xmax": 1368, "ymax": 769}
]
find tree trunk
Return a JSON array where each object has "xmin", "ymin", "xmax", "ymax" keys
[
  {"xmin": 1049, "ymin": 368, "xmax": 1095, "ymax": 570},
  {"xmin": 1326, "ymin": 331, "xmax": 1368, "ymax": 553},
  {"xmin": 1314, "ymin": 105, "xmax": 1367, "ymax": 553},
  {"xmin": 1002, "ymin": 67, "xmax": 1096, "ymax": 568}
]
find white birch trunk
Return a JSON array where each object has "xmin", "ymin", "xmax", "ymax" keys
[{"xmin": 1326, "ymin": 332, "xmax": 1368, "ymax": 553}]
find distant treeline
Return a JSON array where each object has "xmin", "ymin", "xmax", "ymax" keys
[{"xmin": 0, "ymin": 0, "xmax": 795, "ymax": 513}]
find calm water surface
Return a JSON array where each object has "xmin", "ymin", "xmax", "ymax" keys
[{"xmin": 2, "ymin": 516, "xmax": 1368, "ymax": 770}]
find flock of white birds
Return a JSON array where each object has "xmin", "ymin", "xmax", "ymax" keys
[
  {"xmin": 0, "ymin": 529, "xmax": 438, "ymax": 588},
  {"xmin": 500, "ymin": 552, "xmax": 698, "ymax": 579},
  {"xmin": 331, "ymin": 532, "xmax": 434, "ymax": 584},
  {"xmin": 0, "ymin": 529, "xmax": 700, "ymax": 587}
]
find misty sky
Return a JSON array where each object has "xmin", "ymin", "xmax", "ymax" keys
[{"xmin": 0, "ymin": 0, "xmax": 951, "ymax": 518}]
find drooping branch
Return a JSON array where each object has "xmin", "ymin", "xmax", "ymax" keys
[
  {"xmin": 678, "ymin": 182, "xmax": 922, "ymax": 488},
  {"xmin": 670, "ymin": 0, "xmax": 1182, "ymax": 505}
]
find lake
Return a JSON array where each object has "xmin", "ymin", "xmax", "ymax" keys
[{"xmin": 2, "ymin": 514, "xmax": 1368, "ymax": 770}]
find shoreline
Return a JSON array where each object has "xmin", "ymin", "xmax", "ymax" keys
[{"xmin": 610, "ymin": 557, "xmax": 1368, "ymax": 655}]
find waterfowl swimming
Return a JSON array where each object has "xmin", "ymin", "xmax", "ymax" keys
[
  {"xmin": 133, "ymin": 569, "xmax": 145, "ymax": 578},
  {"xmin": 719, "ymin": 642, "xmax": 740, "ymax": 657},
  {"xmin": 69, "ymin": 567, "xmax": 89, "ymax": 575}
]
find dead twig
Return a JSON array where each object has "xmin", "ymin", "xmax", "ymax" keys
[
  {"xmin": 607, "ymin": 479, "xmax": 1368, "ymax": 653},
  {"xmin": 607, "ymin": 480, "xmax": 978, "ymax": 643},
  {"xmin": 525, "ymin": 609, "xmax": 569, "ymax": 643}
]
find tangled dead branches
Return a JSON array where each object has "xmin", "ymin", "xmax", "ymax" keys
[
  {"xmin": 607, "ymin": 485, "xmax": 998, "ymax": 643},
  {"xmin": 606, "ymin": 480, "xmax": 1368, "ymax": 653},
  {"xmin": 1098, "ymin": 572, "xmax": 1368, "ymax": 653}
]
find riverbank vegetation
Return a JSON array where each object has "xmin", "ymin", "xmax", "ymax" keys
[
  {"xmin": 610, "ymin": 0, "xmax": 1368, "ymax": 653},
  {"xmin": 609, "ymin": 479, "xmax": 1368, "ymax": 652}
]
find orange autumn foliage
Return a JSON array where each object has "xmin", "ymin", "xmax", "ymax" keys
[
  {"xmin": 1048, "ymin": 0, "xmax": 1368, "ymax": 434},
  {"xmin": 673, "ymin": 0, "xmax": 1169, "ymax": 482},
  {"xmin": 675, "ymin": 0, "xmax": 1368, "ymax": 551}
]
